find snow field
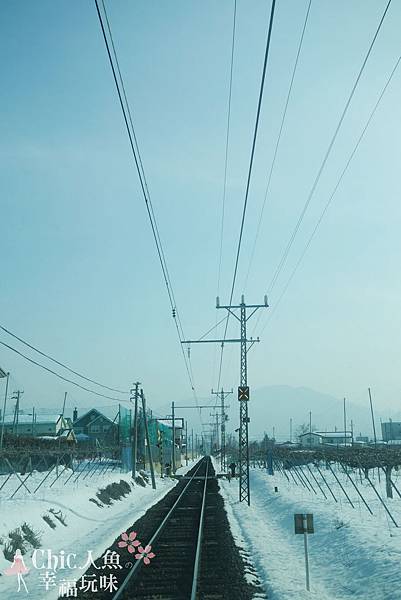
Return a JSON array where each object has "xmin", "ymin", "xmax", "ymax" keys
[
  {"xmin": 218, "ymin": 463, "xmax": 401, "ymax": 600},
  {"xmin": 0, "ymin": 458, "xmax": 199, "ymax": 599}
]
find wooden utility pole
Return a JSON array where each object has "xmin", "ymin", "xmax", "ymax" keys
[
  {"xmin": 368, "ymin": 388, "xmax": 377, "ymax": 445},
  {"xmin": 131, "ymin": 382, "xmax": 140, "ymax": 479},
  {"xmin": 185, "ymin": 420, "xmax": 188, "ymax": 466},
  {"xmin": 212, "ymin": 388, "xmax": 232, "ymax": 471},
  {"xmin": 0, "ymin": 372, "xmax": 10, "ymax": 449},
  {"xmin": 12, "ymin": 391, "xmax": 22, "ymax": 435},
  {"xmin": 172, "ymin": 401, "xmax": 176, "ymax": 474},
  {"xmin": 343, "ymin": 398, "xmax": 347, "ymax": 446},
  {"xmin": 141, "ymin": 389, "xmax": 156, "ymax": 489}
]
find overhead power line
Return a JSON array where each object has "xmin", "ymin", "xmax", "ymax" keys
[
  {"xmin": 211, "ymin": 0, "xmax": 237, "ymax": 391},
  {"xmin": 259, "ymin": 50, "xmax": 401, "ymax": 335},
  {"xmin": 243, "ymin": 0, "xmax": 312, "ymax": 291},
  {"xmin": 0, "ymin": 324, "xmax": 129, "ymax": 394},
  {"xmin": 229, "ymin": 0, "xmax": 277, "ymax": 303},
  {"xmin": 216, "ymin": 0, "xmax": 277, "ymax": 391},
  {"xmin": 0, "ymin": 340, "xmax": 124, "ymax": 401},
  {"xmin": 266, "ymin": 0, "xmax": 392, "ymax": 296},
  {"xmin": 217, "ymin": 0, "xmax": 237, "ymax": 299},
  {"xmin": 100, "ymin": 0, "xmax": 187, "ymax": 345},
  {"xmin": 94, "ymin": 0, "xmax": 203, "ymax": 424}
]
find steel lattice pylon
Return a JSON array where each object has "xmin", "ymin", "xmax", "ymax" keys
[
  {"xmin": 218, "ymin": 295, "xmax": 268, "ymax": 505},
  {"xmin": 181, "ymin": 295, "xmax": 268, "ymax": 505},
  {"xmin": 239, "ymin": 302, "xmax": 249, "ymax": 504}
]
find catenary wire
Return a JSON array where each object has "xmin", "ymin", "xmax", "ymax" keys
[
  {"xmin": 243, "ymin": 0, "xmax": 312, "ymax": 291},
  {"xmin": 216, "ymin": 0, "xmax": 277, "ymax": 391},
  {"xmin": 259, "ymin": 50, "xmax": 401, "ymax": 335},
  {"xmin": 100, "ymin": 0, "xmax": 187, "ymax": 346},
  {"xmin": 94, "ymin": 1, "xmax": 204, "ymax": 426},
  {"xmin": 211, "ymin": 0, "xmax": 237, "ymax": 391},
  {"xmin": 217, "ymin": 0, "xmax": 237, "ymax": 299},
  {"xmin": 266, "ymin": 0, "xmax": 392, "ymax": 297}
]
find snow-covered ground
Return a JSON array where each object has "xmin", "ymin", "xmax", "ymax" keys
[
  {"xmin": 0, "ymin": 457, "xmax": 200, "ymax": 599},
  {"xmin": 218, "ymin": 462, "xmax": 401, "ymax": 600}
]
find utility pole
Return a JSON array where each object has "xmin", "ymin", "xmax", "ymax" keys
[
  {"xmin": 172, "ymin": 401, "xmax": 176, "ymax": 474},
  {"xmin": 210, "ymin": 412, "xmax": 219, "ymax": 452},
  {"xmin": 0, "ymin": 371, "xmax": 10, "ymax": 449},
  {"xmin": 290, "ymin": 417, "xmax": 293, "ymax": 443},
  {"xmin": 12, "ymin": 391, "xmax": 22, "ymax": 436},
  {"xmin": 343, "ymin": 398, "xmax": 347, "ymax": 446},
  {"xmin": 183, "ymin": 295, "xmax": 268, "ymax": 505},
  {"xmin": 212, "ymin": 388, "xmax": 232, "ymax": 472},
  {"xmin": 158, "ymin": 429, "xmax": 164, "ymax": 477},
  {"xmin": 185, "ymin": 420, "xmax": 188, "ymax": 466},
  {"xmin": 368, "ymin": 388, "xmax": 377, "ymax": 446},
  {"xmin": 141, "ymin": 389, "xmax": 156, "ymax": 489},
  {"xmin": 131, "ymin": 382, "xmax": 140, "ymax": 479}
]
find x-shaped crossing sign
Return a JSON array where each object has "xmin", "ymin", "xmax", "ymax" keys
[{"xmin": 238, "ymin": 386, "xmax": 250, "ymax": 401}]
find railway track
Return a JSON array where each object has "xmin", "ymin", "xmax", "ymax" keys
[
  {"xmin": 73, "ymin": 456, "xmax": 262, "ymax": 600},
  {"xmin": 114, "ymin": 456, "xmax": 209, "ymax": 599}
]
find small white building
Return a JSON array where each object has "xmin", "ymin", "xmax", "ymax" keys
[
  {"xmin": 319, "ymin": 432, "xmax": 353, "ymax": 445},
  {"xmin": 299, "ymin": 432, "xmax": 322, "ymax": 447},
  {"xmin": 2, "ymin": 414, "xmax": 72, "ymax": 437}
]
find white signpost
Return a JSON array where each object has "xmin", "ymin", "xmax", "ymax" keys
[{"xmin": 294, "ymin": 513, "xmax": 314, "ymax": 591}]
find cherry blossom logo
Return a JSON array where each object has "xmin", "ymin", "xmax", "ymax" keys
[
  {"xmin": 118, "ymin": 531, "xmax": 156, "ymax": 566},
  {"xmin": 118, "ymin": 531, "xmax": 141, "ymax": 554},
  {"xmin": 135, "ymin": 545, "xmax": 155, "ymax": 566}
]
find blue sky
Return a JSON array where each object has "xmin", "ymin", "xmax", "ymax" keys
[{"xmin": 1, "ymin": 0, "xmax": 401, "ymax": 431}]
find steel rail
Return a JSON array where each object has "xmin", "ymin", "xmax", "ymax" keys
[
  {"xmin": 113, "ymin": 456, "xmax": 208, "ymax": 600},
  {"xmin": 190, "ymin": 458, "xmax": 210, "ymax": 600}
]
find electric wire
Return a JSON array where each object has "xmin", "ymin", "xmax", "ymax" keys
[
  {"xmin": 243, "ymin": 0, "xmax": 312, "ymax": 291},
  {"xmin": 259, "ymin": 50, "xmax": 401, "ymax": 335},
  {"xmin": 211, "ymin": 0, "xmax": 237, "ymax": 391},
  {"xmin": 228, "ymin": 0, "xmax": 277, "ymax": 305},
  {"xmin": 0, "ymin": 324, "xmax": 129, "ymax": 394},
  {"xmin": 0, "ymin": 340, "xmax": 124, "ymax": 402},
  {"xmin": 216, "ymin": 0, "xmax": 277, "ymax": 391},
  {"xmin": 100, "ymin": 0, "xmax": 187, "ymax": 347},
  {"xmin": 266, "ymin": 0, "xmax": 392, "ymax": 297},
  {"xmin": 198, "ymin": 315, "xmax": 228, "ymax": 342},
  {"xmin": 94, "ymin": 1, "xmax": 203, "ymax": 424},
  {"xmin": 217, "ymin": 0, "xmax": 237, "ymax": 300},
  {"xmin": 95, "ymin": 0, "xmax": 191, "ymax": 369}
]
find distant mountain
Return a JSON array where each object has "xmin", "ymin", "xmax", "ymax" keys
[{"xmin": 244, "ymin": 385, "xmax": 377, "ymax": 441}]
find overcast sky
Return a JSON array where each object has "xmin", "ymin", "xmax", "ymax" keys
[{"xmin": 1, "ymin": 0, "xmax": 401, "ymax": 431}]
